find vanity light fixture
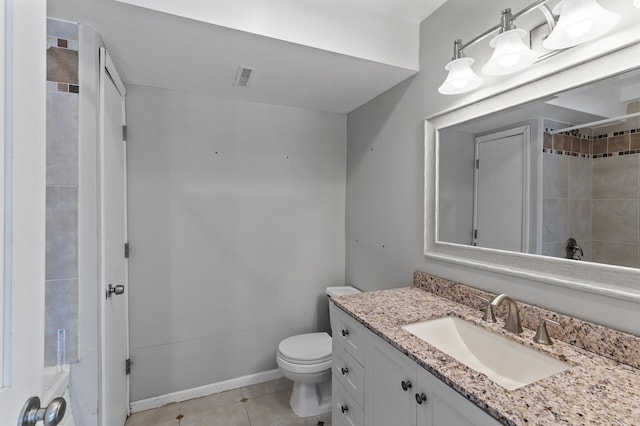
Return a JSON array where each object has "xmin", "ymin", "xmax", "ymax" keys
[
  {"xmin": 542, "ymin": 0, "xmax": 621, "ymax": 50},
  {"xmin": 438, "ymin": 40, "xmax": 484, "ymax": 95},
  {"xmin": 482, "ymin": 9, "xmax": 538, "ymax": 76},
  {"xmin": 439, "ymin": 0, "xmax": 622, "ymax": 95}
]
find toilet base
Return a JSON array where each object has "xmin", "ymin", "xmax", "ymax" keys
[{"xmin": 289, "ymin": 377, "xmax": 332, "ymax": 417}]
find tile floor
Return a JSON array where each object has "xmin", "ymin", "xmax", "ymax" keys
[{"xmin": 125, "ymin": 378, "xmax": 332, "ymax": 426}]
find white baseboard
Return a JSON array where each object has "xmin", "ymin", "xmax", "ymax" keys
[{"xmin": 129, "ymin": 369, "xmax": 284, "ymax": 414}]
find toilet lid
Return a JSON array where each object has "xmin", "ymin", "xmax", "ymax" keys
[{"xmin": 278, "ymin": 332, "xmax": 331, "ymax": 364}]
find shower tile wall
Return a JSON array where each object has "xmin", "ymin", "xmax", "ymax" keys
[
  {"xmin": 542, "ymin": 119, "xmax": 593, "ymax": 260},
  {"xmin": 45, "ymin": 19, "xmax": 79, "ymax": 366},
  {"xmin": 542, "ymin": 111, "xmax": 640, "ymax": 268}
]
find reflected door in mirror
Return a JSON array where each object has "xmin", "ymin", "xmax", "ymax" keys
[{"xmin": 474, "ymin": 127, "xmax": 530, "ymax": 252}]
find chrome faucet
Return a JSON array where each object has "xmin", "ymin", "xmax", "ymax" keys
[
  {"xmin": 491, "ymin": 294, "xmax": 523, "ymax": 334},
  {"xmin": 566, "ymin": 237, "xmax": 583, "ymax": 260}
]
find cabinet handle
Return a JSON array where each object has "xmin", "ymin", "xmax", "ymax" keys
[
  {"xmin": 341, "ymin": 329, "xmax": 349, "ymax": 337},
  {"xmin": 415, "ymin": 393, "xmax": 427, "ymax": 405},
  {"xmin": 341, "ymin": 367, "xmax": 349, "ymax": 375},
  {"xmin": 401, "ymin": 380, "xmax": 412, "ymax": 391},
  {"xmin": 341, "ymin": 405, "xmax": 349, "ymax": 413}
]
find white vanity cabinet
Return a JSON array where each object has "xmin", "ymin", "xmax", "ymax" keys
[
  {"xmin": 365, "ymin": 332, "xmax": 502, "ymax": 426},
  {"xmin": 364, "ymin": 334, "xmax": 428, "ymax": 425},
  {"xmin": 330, "ymin": 302, "xmax": 502, "ymax": 426},
  {"xmin": 417, "ymin": 366, "xmax": 502, "ymax": 426},
  {"xmin": 330, "ymin": 303, "xmax": 369, "ymax": 426}
]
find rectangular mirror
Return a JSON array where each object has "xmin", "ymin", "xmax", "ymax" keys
[
  {"xmin": 438, "ymin": 68, "xmax": 640, "ymax": 268},
  {"xmin": 425, "ymin": 44, "xmax": 640, "ymax": 300}
]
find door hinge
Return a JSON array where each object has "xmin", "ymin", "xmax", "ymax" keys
[
  {"xmin": 475, "ymin": 159, "xmax": 479, "ymax": 169},
  {"xmin": 124, "ymin": 242, "xmax": 130, "ymax": 258},
  {"xmin": 122, "ymin": 125, "xmax": 128, "ymax": 141},
  {"xmin": 126, "ymin": 358, "xmax": 132, "ymax": 375},
  {"xmin": 474, "ymin": 229, "xmax": 478, "ymax": 239}
]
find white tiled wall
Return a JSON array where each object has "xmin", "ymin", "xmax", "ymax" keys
[{"xmin": 45, "ymin": 18, "xmax": 80, "ymax": 366}]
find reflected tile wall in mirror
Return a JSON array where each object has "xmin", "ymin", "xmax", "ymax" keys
[{"xmin": 542, "ymin": 111, "xmax": 640, "ymax": 268}]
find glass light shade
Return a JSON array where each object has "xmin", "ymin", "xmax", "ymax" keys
[
  {"xmin": 542, "ymin": 0, "xmax": 621, "ymax": 50},
  {"xmin": 481, "ymin": 29, "xmax": 538, "ymax": 76},
  {"xmin": 438, "ymin": 57, "xmax": 484, "ymax": 95},
  {"xmin": 635, "ymin": 0, "xmax": 640, "ymax": 8}
]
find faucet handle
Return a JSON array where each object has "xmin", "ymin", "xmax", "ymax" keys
[
  {"xmin": 534, "ymin": 318, "xmax": 559, "ymax": 345},
  {"xmin": 474, "ymin": 295, "xmax": 496, "ymax": 323}
]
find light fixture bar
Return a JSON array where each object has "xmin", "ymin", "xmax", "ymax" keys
[
  {"xmin": 459, "ymin": 0, "xmax": 553, "ymax": 51},
  {"xmin": 531, "ymin": 3, "xmax": 556, "ymax": 31},
  {"xmin": 439, "ymin": 0, "xmax": 622, "ymax": 95},
  {"xmin": 511, "ymin": 0, "xmax": 552, "ymax": 21},
  {"xmin": 548, "ymin": 112, "xmax": 640, "ymax": 135},
  {"xmin": 460, "ymin": 22, "xmax": 503, "ymax": 51}
]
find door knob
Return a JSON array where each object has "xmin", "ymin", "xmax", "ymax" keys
[
  {"xmin": 18, "ymin": 396, "xmax": 66, "ymax": 426},
  {"xmin": 415, "ymin": 393, "xmax": 427, "ymax": 405},
  {"xmin": 107, "ymin": 284, "xmax": 125, "ymax": 299},
  {"xmin": 401, "ymin": 380, "xmax": 412, "ymax": 391}
]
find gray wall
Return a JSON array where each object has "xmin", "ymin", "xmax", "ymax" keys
[
  {"xmin": 437, "ymin": 128, "xmax": 474, "ymax": 245},
  {"xmin": 346, "ymin": 0, "xmax": 640, "ymax": 336},
  {"xmin": 126, "ymin": 85, "xmax": 346, "ymax": 400}
]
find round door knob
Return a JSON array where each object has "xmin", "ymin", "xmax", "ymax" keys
[
  {"xmin": 401, "ymin": 380, "xmax": 412, "ymax": 391},
  {"xmin": 415, "ymin": 393, "xmax": 427, "ymax": 405},
  {"xmin": 341, "ymin": 405, "xmax": 349, "ymax": 413},
  {"xmin": 107, "ymin": 284, "xmax": 125, "ymax": 299},
  {"xmin": 341, "ymin": 367, "xmax": 349, "ymax": 375},
  {"xmin": 18, "ymin": 396, "xmax": 67, "ymax": 426},
  {"xmin": 341, "ymin": 329, "xmax": 349, "ymax": 337},
  {"xmin": 43, "ymin": 399, "xmax": 66, "ymax": 426}
]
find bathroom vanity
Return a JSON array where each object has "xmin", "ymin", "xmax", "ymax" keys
[
  {"xmin": 331, "ymin": 301, "xmax": 500, "ymax": 425},
  {"xmin": 330, "ymin": 272, "xmax": 640, "ymax": 425}
]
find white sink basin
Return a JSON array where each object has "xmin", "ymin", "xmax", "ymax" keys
[{"xmin": 402, "ymin": 316, "xmax": 570, "ymax": 390}]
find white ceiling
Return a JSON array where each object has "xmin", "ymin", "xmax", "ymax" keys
[
  {"xmin": 453, "ymin": 68, "xmax": 640, "ymax": 135},
  {"xmin": 48, "ymin": 0, "xmax": 447, "ymax": 113},
  {"xmin": 546, "ymin": 68, "xmax": 640, "ymax": 119},
  {"xmin": 352, "ymin": 0, "xmax": 447, "ymax": 21}
]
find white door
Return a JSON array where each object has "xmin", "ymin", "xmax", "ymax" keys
[
  {"xmin": 0, "ymin": 0, "xmax": 48, "ymax": 423},
  {"xmin": 473, "ymin": 126, "xmax": 530, "ymax": 252},
  {"xmin": 99, "ymin": 47, "xmax": 129, "ymax": 426}
]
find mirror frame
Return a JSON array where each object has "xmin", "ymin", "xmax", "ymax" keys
[{"xmin": 425, "ymin": 42, "xmax": 640, "ymax": 303}]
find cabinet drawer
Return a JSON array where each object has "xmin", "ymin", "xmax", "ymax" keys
[
  {"xmin": 330, "ymin": 302, "xmax": 368, "ymax": 365},
  {"xmin": 332, "ymin": 343, "xmax": 365, "ymax": 408},
  {"xmin": 332, "ymin": 374, "xmax": 364, "ymax": 426}
]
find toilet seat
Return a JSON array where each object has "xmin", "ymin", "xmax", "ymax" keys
[
  {"xmin": 278, "ymin": 332, "xmax": 331, "ymax": 364},
  {"xmin": 277, "ymin": 332, "xmax": 332, "ymax": 374}
]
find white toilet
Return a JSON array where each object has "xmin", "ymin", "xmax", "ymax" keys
[{"xmin": 276, "ymin": 285, "xmax": 361, "ymax": 417}]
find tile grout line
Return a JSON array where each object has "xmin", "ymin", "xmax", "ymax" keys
[
  {"xmin": 245, "ymin": 402, "xmax": 252, "ymax": 426},
  {"xmin": 242, "ymin": 385, "xmax": 252, "ymax": 426}
]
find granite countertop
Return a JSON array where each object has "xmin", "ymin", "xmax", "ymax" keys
[{"xmin": 331, "ymin": 286, "xmax": 640, "ymax": 426}]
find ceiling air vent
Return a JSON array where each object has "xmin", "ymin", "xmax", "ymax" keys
[{"xmin": 233, "ymin": 66, "xmax": 256, "ymax": 88}]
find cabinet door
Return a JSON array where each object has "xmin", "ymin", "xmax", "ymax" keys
[
  {"xmin": 417, "ymin": 367, "xmax": 502, "ymax": 426},
  {"xmin": 365, "ymin": 338, "xmax": 419, "ymax": 426}
]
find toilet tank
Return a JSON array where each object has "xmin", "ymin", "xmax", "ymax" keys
[
  {"xmin": 326, "ymin": 286, "xmax": 361, "ymax": 297},
  {"xmin": 326, "ymin": 286, "xmax": 361, "ymax": 334}
]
